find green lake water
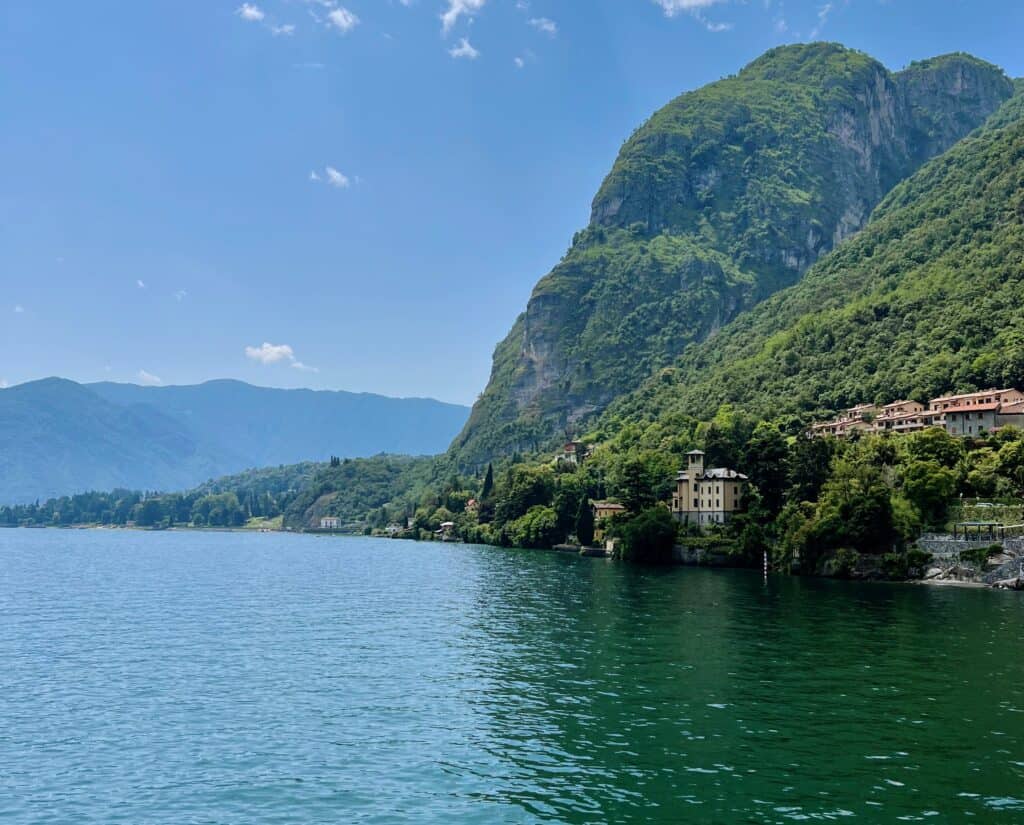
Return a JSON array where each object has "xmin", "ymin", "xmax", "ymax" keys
[{"xmin": 1, "ymin": 529, "xmax": 1022, "ymax": 823}]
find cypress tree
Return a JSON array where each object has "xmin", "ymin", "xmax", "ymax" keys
[
  {"xmin": 575, "ymin": 497, "xmax": 595, "ymax": 547},
  {"xmin": 481, "ymin": 463, "xmax": 494, "ymax": 499}
]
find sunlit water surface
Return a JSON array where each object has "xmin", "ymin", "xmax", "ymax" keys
[{"xmin": 1, "ymin": 530, "xmax": 1022, "ymax": 823}]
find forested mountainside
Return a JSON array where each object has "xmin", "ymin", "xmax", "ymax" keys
[
  {"xmin": 451, "ymin": 44, "xmax": 1013, "ymax": 467},
  {"xmin": 596, "ymin": 86, "xmax": 1024, "ymax": 447},
  {"xmin": 0, "ymin": 378, "xmax": 467, "ymax": 504}
]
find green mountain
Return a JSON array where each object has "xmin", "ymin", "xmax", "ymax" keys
[
  {"xmin": 0, "ymin": 378, "xmax": 469, "ymax": 504},
  {"xmin": 452, "ymin": 44, "xmax": 1013, "ymax": 467},
  {"xmin": 599, "ymin": 86, "xmax": 1024, "ymax": 443},
  {"xmin": 0, "ymin": 378, "xmax": 237, "ymax": 505}
]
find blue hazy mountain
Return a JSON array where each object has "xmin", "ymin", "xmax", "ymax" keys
[{"xmin": 0, "ymin": 378, "xmax": 469, "ymax": 504}]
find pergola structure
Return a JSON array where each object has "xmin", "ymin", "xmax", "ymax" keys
[{"xmin": 953, "ymin": 522, "xmax": 1005, "ymax": 541}]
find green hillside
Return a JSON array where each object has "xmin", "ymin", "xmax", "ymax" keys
[
  {"xmin": 452, "ymin": 44, "xmax": 1013, "ymax": 467},
  {"xmin": 599, "ymin": 89, "xmax": 1024, "ymax": 444}
]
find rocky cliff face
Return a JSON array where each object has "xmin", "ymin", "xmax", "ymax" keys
[{"xmin": 451, "ymin": 44, "xmax": 1013, "ymax": 468}]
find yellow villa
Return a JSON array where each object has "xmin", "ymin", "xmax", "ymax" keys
[{"xmin": 671, "ymin": 451, "xmax": 748, "ymax": 528}]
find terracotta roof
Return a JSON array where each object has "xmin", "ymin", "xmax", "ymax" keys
[
  {"xmin": 931, "ymin": 388, "xmax": 1018, "ymax": 404},
  {"xmin": 1000, "ymin": 402, "xmax": 1024, "ymax": 415},
  {"xmin": 946, "ymin": 403, "xmax": 1002, "ymax": 413}
]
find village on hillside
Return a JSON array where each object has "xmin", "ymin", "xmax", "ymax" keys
[{"xmin": 810, "ymin": 388, "xmax": 1024, "ymax": 439}]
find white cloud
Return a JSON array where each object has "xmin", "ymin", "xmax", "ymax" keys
[
  {"xmin": 237, "ymin": 3, "xmax": 265, "ymax": 22},
  {"xmin": 245, "ymin": 342, "xmax": 319, "ymax": 372},
  {"xmin": 653, "ymin": 0, "xmax": 732, "ymax": 32},
  {"xmin": 441, "ymin": 0, "xmax": 486, "ymax": 34},
  {"xmin": 270, "ymin": 23, "xmax": 296, "ymax": 35},
  {"xmin": 14, "ymin": 304, "xmax": 24, "ymax": 313},
  {"xmin": 327, "ymin": 7, "xmax": 359, "ymax": 32},
  {"xmin": 652, "ymin": 0, "xmax": 725, "ymax": 14},
  {"xmin": 514, "ymin": 56, "xmax": 525, "ymax": 68},
  {"xmin": 809, "ymin": 2, "xmax": 832, "ymax": 38},
  {"xmin": 449, "ymin": 37, "xmax": 480, "ymax": 59},
  {"xmin": 137, "ymin": 370, "xmax": 162, "ymax": 386},
  {"xmin": 310, "ymin": 166, "xmax": 353, "ymax": 188},
  {"xmin": 137, "ymin": 279, "xmax": 146, "ymax": 289},
  {"xmin": 246, "ymin": 342, "xmax": 295, "ymax": 365},
  {"xmin": 174, "ymin": 290, "xmax": 188, "ymax": 302},
  {"xmin": 702, "ymin": 18, "xmax": 732, "ymax": 31},
  {"xmin": 528, "ymin": 17, "xmax": 557, "ymax": 35},
  {"xmin": 325, "ymin": 166, "xmax": 350, "ymax": 188},
  {"xmin": 0, "ymin": 380, "xmax": 7, "ymax": 389}
]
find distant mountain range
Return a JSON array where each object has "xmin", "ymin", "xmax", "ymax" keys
[{"xmin": 0, "ymin": 378, "xmax": 469, "ymax": 504}]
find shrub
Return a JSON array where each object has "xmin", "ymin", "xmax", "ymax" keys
[{"xmin": 616, "ymin": 506, "xmax": 678, "ymax": 565}]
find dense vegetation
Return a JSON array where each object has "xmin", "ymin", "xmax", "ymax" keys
[
  {"xmin": 599, "ymin": 90, "xmax": 1024, "ymax": 441},
  {"xmin": 365, "ymin": 416, "xmax": 1024, "ymax": 576},
  {"xmin": 1, "ymin": 463, "xmax": 318, "ymax": 529},
  {"xmin": 452, "ymin": 44, "xmax": 1013, "ymax": 467}
]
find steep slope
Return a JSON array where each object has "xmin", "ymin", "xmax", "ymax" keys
[
  {"xmin": 0, "ymin": 379, "xmax": 239, "ymax": 504},
  {"xmin": 90, "ymin": 380, "xmax": 469, "ymax": 468},
  {"xmin": 452, "ymin": 44, "xmax": 1012, "ymax": 467},
  {"xmin": 599, "ymin": 90, "xmax": 1024, "ymax": 439},
  {"xmin": 0, "ymin": 379, "xmax": 469, "ymax": 504}
]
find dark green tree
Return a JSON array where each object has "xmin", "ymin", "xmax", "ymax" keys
[
  {"xmin": 575, "ymin": 497, "xmax": 595, "ymax": 547},
  {"xmin": 616, "ymin": 506, "xmax": 678, "ymax": 564},
  {"xmin": 481, "ymin": 463, "xmax": 494, "ymax": 499}
]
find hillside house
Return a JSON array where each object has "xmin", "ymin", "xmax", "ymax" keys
[
  {"xmin": 810, "ymin": 388, "xmax": 1024, "ymax": 439},
  {"xmin": 671, "ymin": 450, "xmax": 748, "ymax": 528},
  {"xmin": 320, "ymin": 516, "xmax": 341, "ymax": 530},
  {"xmin": 592, "ymin": 500, "xmax": 627, "ymax": 541},
  {"xmin": 557, "ymin": 441, "xmax": 592, "ymax": 467}
]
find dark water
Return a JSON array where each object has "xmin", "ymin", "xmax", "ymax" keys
[{"xmin": 1, "ymin": 530, "xmax": 1022, "ymax": 823}]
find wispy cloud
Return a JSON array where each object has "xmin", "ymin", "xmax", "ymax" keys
[
  {"xmin": 137, "ymin": 370, "xmax": 163, "ymax": 386},
  {"xmin": 237, "ymin": 3, "xmax": 265, "ymax": 22},
  {"xmin": 309, "ymin": 166, "xmax": 352, "ymax": 188},
  {"xmin": 245, "ymin": 342, "xmax": 319, "ymax": 373},
  {"xmin": 652, "ymin": 0, "xmax": 732, "ymax": 31},
  {"xmin": 449, "ymin": 37, "xmax": 480, "ymax": 59},
  {"xmin": 14, "ymin": 304, "xmax": 24, "ymax": 314},
  {"xmin": 237, "ymin": 3, "xmax": 297, "ymax": 36},
  {"xmin": 174, "ymin": 290, "xmax": 188, "ymax": 302},
  {"xmin": 137, "ymin": 279, "xmax": 146, "ymax": 289},
  {"xmin": 0, "ymin": 380, "xmax": 8, "ymax": 389},
  {"xmin": 326, "ymin": 167, "xmax": 350, "ymax": 187},
  {"xmin": 527, "ymin": 17, "xmax": 557, "ymax": 36},
  {"xmin": 652, "ymin": 0, "xmax": 726, "ymax": 15},
  {"xmin": 809, "ymin": 2, "xmax": 832, "ymax": 38},
  {"xmin": 327, "ymin": 6, "xmax": 359, "ymax": 32},
  {"xmin": 514, "ymin": 56, "xmax": 525, "ymax": 69},
  {"xmin": 441, "ymin": 0, "xmax": 486, "ymax": 35}
]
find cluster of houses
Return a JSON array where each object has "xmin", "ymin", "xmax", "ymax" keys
[{"xmin": 810, "ymin": 388, "xmax": 1024, "ymax": 440}]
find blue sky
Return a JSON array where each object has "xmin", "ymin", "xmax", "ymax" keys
[{"xmin": 2, "ymin": 0, "xmax": 1022, "ymax": 404}]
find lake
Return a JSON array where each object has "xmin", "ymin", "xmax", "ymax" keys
[{"xmin": 1, "ymin": 530, "xmax": 1022, "ymax": 823}]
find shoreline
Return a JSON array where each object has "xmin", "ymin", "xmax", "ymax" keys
[{"xmin": 4, "ymin": 524, "xmax": 1021, "ymax": 591}]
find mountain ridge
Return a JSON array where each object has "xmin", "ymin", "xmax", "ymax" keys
[
  {"xmin": 451, "ymin": 43, "xmax": 1014, "ymax": 468},
  {"xmin": 0, "ymin": 378, "xmax": 469, "ymax": 504}
]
